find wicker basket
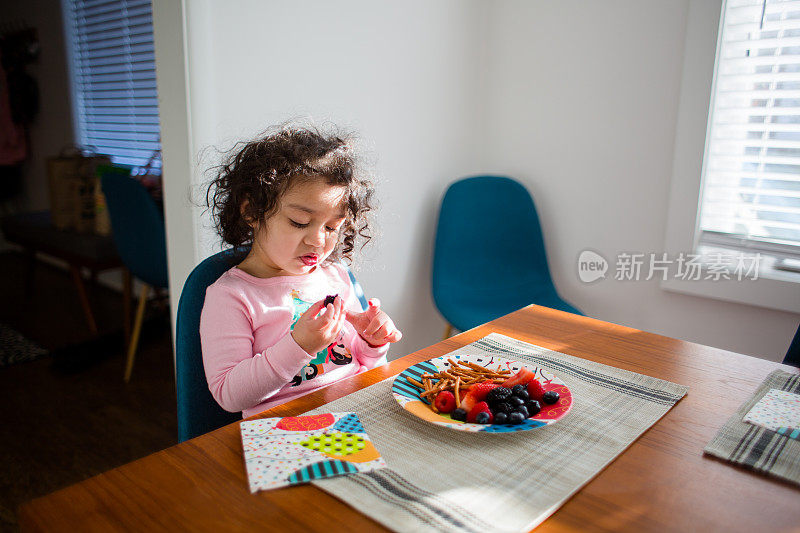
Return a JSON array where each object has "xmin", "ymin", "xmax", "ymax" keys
[{"xmin": 46, "ymin": 148, "xmax": 110, "ymax": 233}]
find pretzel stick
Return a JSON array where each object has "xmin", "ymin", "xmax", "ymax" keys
[
  {"xmin": 454, "ymin": 376, "xmax": 461, "ymax": 408},
  {"xmin": 421, "ymin": 378, "xmax": 446, "ymax": 398},
  {"xmin": 405, "ymin": 376, "xmax": 425, "ymax": 389},
  {"xmin": 442, "ymin": 370, "xmax": 461, "ymax": 381}
]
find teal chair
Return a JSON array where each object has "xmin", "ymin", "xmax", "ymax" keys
[
  {"xmin": 101, "ymin": 166, "xmax": 168, "ymax": 382},
  {"xmin": 432, "ymin": 175, "xmax": 582, "ymax": 338},
  {"xmin": 176, "ymin": 247, "xmax": 368, "ymax": 442},
  {"xmin": 784, "ymin": 324, "xmax": 800, "ymax": 368}
]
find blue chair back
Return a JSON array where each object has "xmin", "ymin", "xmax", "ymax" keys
[
  {"xmin": 347, "ymin": 265, "xmax": 369, "ymax": 311},
  {"xmin": 784, "ymin": 324, "xmax": 800, "ymax": 367},
  {"xmin": 433, "ymin": 175, "xmax": 581, "ymax": 331},
  {"xmin": 100, "ymin": 167, "xmax": 168, "ymax": 288},
  {"xmin": 176, "ymin": 247, "xmax": 368, "ymax": 442}
]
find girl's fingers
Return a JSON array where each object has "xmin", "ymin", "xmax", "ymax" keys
[
  {"xmin": 373, "ymin": 322, "xmax": 390, "ymax": 340},
  {"xmin": 385, "ymin": 329, "xmax": 402, "ymax": 343},
  {"xmin": 321, "ymin": 297, "xmax": 346, "ymax": 338},
  {"xmin": 333, "ymin": 307, "xmax": 347, "ymax": 338},
  {"xmin": 305, "ymin": 300, "xmax": 326, "ymax": 319},
  {"xmin": 364, "ymin": 314, "xmax": 385, "ymax": 337}
]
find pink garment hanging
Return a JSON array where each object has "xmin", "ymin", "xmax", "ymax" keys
[{"xmin": 0, "ymin": 50, "xmax": 26, "ymax": 166}]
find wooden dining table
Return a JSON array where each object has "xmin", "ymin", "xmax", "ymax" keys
[{"xmin": 18, "ymin": 305, "xmax": 800, "ymax": 532}]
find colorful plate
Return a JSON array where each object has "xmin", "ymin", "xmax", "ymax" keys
[{"xmin": 391, "ymin": 353, "xmax": 572, "ymax": 433}]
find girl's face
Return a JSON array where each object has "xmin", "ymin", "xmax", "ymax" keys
[{"xmin": 250, "ymin": 179, "xmax": 348, "ymax": 277}]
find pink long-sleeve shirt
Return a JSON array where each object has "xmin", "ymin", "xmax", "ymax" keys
[{"xmin": 199, "ymin": 262, "xmax": 388, "ymax": 418}]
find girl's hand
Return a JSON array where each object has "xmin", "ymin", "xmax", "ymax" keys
[
  {"xmin": 345, "ymin": 298, "xmax": 402, "ymax": 347},
  {"xmin": 291, "ymin": 296, "xmax": 346, "ymax": 355}
]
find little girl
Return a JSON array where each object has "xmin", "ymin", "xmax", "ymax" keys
[{"xmin": 199, "ymin": 126, "xmax": 402, "ymax": 417}]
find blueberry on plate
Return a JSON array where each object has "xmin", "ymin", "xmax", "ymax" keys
[
  {"xmin": 475, "ymin": 411, "xmax": 491, "ymax": 424},
  {"xmin": 514, "ymin": 389, "xmax": 529, "ymax": 401},
  {"xmin": 511, "ymin": 384, "xmax": 526, "ymax": 396},
  {"xmin": 526, "ymin": 400, "xmax": 541, "ymax": 416},
  {"xmin": 516, "ymin": 405, "xmax": 529, "ymax": 419},
  {"xmin": 508, "ymin": 412, "xmax": 525, "ymax": 425},
  {"xmin": 493, "ymin": 412, "xmax": 508, "ymax": 424},
  {"xmin": 509, "ymin": 396, "xmax": 525, "ymax": 407},
  {"xmin": 542, "ymin": 391, "xmax": 560, "ymax": 405},
  {"xmin": 450, "ymin": 408, "xmax": 467, "ymax": 421}
]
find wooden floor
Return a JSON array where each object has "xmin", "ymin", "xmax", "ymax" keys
[{"xmin": 0, "ymin": 251, "xmax": 178, "ymax": 532}]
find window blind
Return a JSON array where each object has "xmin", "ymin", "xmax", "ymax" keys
[
  {"xmin": 699, "ymin": 0, "xmax": 800, "ymax": 256},
  {"xmin": 63, "ymin": 0, "xmax": 161, "ymax": 171}
]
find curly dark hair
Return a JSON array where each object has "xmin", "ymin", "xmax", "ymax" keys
[{"xmin": 206, "ymin": 126, "xmax": 374, "ymax": 263}]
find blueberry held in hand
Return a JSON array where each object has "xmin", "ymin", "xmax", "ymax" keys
[
  {"xmin": 324, "ymin": 294, "xmax": 338, "ymax": 306},
  {"xmin": 542, "ymin": 391, "xmax": 560, "ymax": 405},
  {"xmin": 450, "ymin": 408, "xmax": 467, "ymax": 422}
]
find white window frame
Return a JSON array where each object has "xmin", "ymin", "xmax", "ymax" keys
[
  {"xmin": 663, "ymin": 0, "xmax": 800, "ymax": 313},
  {"xmin": 60, "ymin": 0, "xmax": 161, "ymax": 171}
]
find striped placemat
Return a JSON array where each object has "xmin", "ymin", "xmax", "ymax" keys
[
  {"xmin": 704, "ymin": 369, "xmax": 800, "ymax": 486},
  {"xmin": 306, "ymin": 333, "xmax": 688, "ymax": 533}
]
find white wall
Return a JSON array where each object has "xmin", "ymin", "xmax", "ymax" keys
[
  {"xmin": 156, "ymin": 0, "xmax": 800, "ymax": 363},
  {"xmin": 484, "ymin": 0, "xmax": 799, "ymax": 361},
  {"xmin": 156, "ymin": 0, "xmax": 487, "ymax": 357}
]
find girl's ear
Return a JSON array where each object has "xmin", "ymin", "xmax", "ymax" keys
[{"xmin": 240, "ymin": 199, "xmax": 255, "ymax": 228}]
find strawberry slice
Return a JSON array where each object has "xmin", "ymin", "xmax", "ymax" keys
[
  {"xmin": 501, "ymin": 368, "xmax": 536, "ymax": 389},
  {"xmin": 460, "ymin": 390, "xmax": 478, "ymax": 412},
  {"xmin": 467, "ymin": 401, "xmax": 492, "ymax": 423},
  {"xmin": 460, "ymin": 380, "xmax": 496, "ymax": 412},
  {"xmin": 470, "ymin": 381, "xmax": 498, "ymax": 402},
  {"xmin": 527, "ymin": 378, "xmax": 545, "ymax": 402}
]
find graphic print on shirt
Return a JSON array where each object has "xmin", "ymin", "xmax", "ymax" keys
[
  {"xmin": 326, "ymin": 343, "xmax": 353, "ymax": 365},
  {"xmin": 288, "ymin": 289, "xmax": 353, "ymax": 386}
]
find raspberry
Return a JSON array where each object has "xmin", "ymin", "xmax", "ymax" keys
[
  {"xmin": 527, "ymin": 379, "xmax": 545, "ymax": 402},
  {"xmin": 470, "ymin": 381, "xmax": 499, "ymax": 402},
  {"xmin": 434, "ymin": 390, "xmax": 456, "ymax": 413},
  {"xmin": 467, "ymin": 401, "xmax": 492, "ymax": 423}
]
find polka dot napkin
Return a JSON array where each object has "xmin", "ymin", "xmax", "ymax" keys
[
  {"xmin": 239, "ymin": 412, "xmax": 387, "ymax": 492},
  {"xmin": 743, "ymin": 388, "xmax": 800, "ymax": 439}
]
